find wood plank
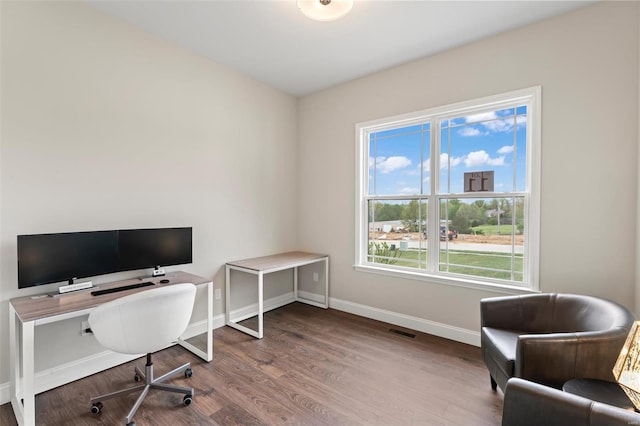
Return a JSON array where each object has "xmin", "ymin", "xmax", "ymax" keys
[{"xmin": 0, "ymin": 303, "xmax": 503, "ymax": 425}]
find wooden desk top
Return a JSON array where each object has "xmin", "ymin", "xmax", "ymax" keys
[
  {"xmin": 10, "ymin": 271, "xmax": 211, "ymax": 323},
  {"xmin": 226, "ymin": 251, "xmax": 328, "ymax": 273}
]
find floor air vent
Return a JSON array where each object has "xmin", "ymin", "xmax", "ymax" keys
[{"xmin": 389, "ymin": 329, "xmax": 416, "ymax": 338}]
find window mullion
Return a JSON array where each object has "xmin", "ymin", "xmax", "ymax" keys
[{"xmin": 427, "ymin": 119, "xmax": 439, "ymax": 272}]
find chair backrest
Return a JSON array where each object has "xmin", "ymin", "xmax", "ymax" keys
[
  {"xmin": 88, "ymin": 283, "xmax": 197, "ymax": 355},
  {"xmin": 482, "ymin": 293, "xmax": 635, "ymax": 334}
]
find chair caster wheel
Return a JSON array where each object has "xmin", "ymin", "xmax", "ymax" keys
[
  {"xmin": 126, "ymin": 422, "xmax": 136, "ymax": 426},
  {"xmin": 183, "ymin": 394, "xmax": 193, "ymax": 406},
  {"xmin": 90, "ymin": 401, "xmax": 103, "ymax": 414},
  {"xmin": 185, "ymin": 368, "xmax": 193, "ymax": 378},
  {"xmin": 134, "ymin": 374, "xmax": 141, "ymax": 382}
]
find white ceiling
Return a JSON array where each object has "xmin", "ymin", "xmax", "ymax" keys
[{"xmin": 87, "ymin": 0, "xmax": 594, "ymax": 96}]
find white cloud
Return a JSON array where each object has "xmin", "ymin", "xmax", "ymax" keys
[
  {"xmin": 458, "ymin": 126, "xmax": 482, "ymax": 137},
  {"xmin": 464, "ymin": 150, "xmax": 505, "ymax": 167},
  {"xmin": 441, "ymin": 152, "xmax": 463, "ymax": 168},
  {"xmin": 422, "ymin": 153, "xmax": 464, "ymax": 173},
  {"xmin": 398, "ymin": 187, "xmax": 420, "ymax": 195},
  {"xmin": 465, "ymin": 111, "xmax": 497, "ymax": 123},
  {"xmin": 497, "ymin": 145, "xmax": 514, "ymax": 154},
  {"xmin": 372, "ymin": 156, "xmax": 411, "ymax": 174},
  {"xmin": 464, "ymin": 112, "xmax": 526, "ymax": 133}
]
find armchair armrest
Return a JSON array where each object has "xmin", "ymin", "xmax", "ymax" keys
[
  {"xmin": 502, "ymin": 378, "xmax": 640, "ymax": 426},
  {"xmin": 516, "ymin": 330, "xmax": 628, "ymax": 388}
]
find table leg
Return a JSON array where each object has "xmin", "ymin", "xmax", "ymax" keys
[
  {"xmin": 206, "ymin": 281, "xmax": 213, "ymax": 361},
  {"xmin": 324, "ymin": 257, "xmax": 329, "ymax": 308},
  {"xmin": 225, "ymin": 265, "xmax": 230, "ymax": 327},
  {"xmin": 22, "ymin": 320, "xmax": 36, "ymax": 425},
  {"xmin": 177, "ymin": 281, "xmax": 214, "ymax": 361},
  {"xmin": 258, "ymin": 271, "xmax": 264, "ymax": 339},
  {"xmin": 9, "ymin": 304, "xmax": 23, "ymax": 425}
]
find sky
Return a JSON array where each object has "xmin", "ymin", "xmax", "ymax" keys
[{"xmin": 369, "ymin": 105, "xmax": 528, "ymax": 198}]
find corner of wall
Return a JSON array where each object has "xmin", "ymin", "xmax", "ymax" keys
[{"xmin": 635, "ymin": 2, "xmax": 640, "ymax": 317}]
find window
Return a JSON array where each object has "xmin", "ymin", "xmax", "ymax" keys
[{"xmin": 355, "ymin": 87, "xmax": 540, "ymax": 290}]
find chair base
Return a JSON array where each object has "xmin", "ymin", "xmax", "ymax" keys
[{"xmin": 90, "ymin": 353, "xmax": 193, "ymax": 425}]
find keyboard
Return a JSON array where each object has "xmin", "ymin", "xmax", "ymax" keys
[{"xmin": 91, "ymin": 281, "xmax": 154, "ymax": 296}]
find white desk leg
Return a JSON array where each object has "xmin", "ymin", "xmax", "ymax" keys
[
  {"xmin": 9, "ymin": 304, "xmax": 17, "ymax": 397},
  {"xmin": 258, "ymin": 271, "xmax": 264, "ymax": 339},
  {"xmin": 225, "ymin": 266, "xmax": 261, "ymax": 339},
  {"xmin": 22, "ymin": 320, "xmax": 36, "ymax": 426},
  {"xmin": 9, "ymin": 304, "xmax": 24, "ymax": 425},
  {"xmin": 294, "ymin": 266, "xmax": 299, "ymax": 301},
  {"xmin": 206, "ymin": 281, "xmax": 213, "ymax": 361},
  {"xmin": 324, "ymin": 257, "xmax": 329, "ymax": 308},
  {"xmin": 177, "ymin": 281, "xmax": 214, "ymax": 361},
  {"xmin": 225, "ymin": 265, "xmax": 231, "ymax": 326}
]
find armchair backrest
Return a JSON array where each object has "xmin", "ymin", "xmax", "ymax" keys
[
  {"xmin": 482, "ymin": 293, "xmax": 634, "ymax": 334},
  {"xmin": 552, "ymin": 294, "xmax": 634, "ymax": 333}
]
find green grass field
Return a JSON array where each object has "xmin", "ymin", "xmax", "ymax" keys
[
  {"xmin": 470, "ymin": 224, "xmax": 522, "ymax": 236},
  {"xmin": 370, "ymin": 248, "xmax": 523, "ymax": 281}
]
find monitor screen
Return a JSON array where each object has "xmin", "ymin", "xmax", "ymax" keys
[
  {"xmin": 118, "ymin": 227, "xmax": 192, "ymax": 271},
  {"xmin": 17, "ymin": 227, "xmax": 193, "ymax": 289},
  {"xmin": 17, "ymin": 230, "xmax": 119, "ymax": 289}
]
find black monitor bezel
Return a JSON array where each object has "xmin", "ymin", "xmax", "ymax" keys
[{"xmin": 17, "ymin": 227, "xmax": 193, "ymax": 289}]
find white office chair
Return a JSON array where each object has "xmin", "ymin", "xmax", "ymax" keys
[{"xmin": 88, "ymin": 283, "xmax": 197, "ymax": 426}]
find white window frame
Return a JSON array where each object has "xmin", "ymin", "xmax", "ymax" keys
[{"xmin": 354, "ymin": 87, "xmax": 541, "ymax": 292}]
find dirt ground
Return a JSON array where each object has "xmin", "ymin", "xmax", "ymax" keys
[{"xmin": 370, "ymin": 232, "xmax": 525, "ymax": 245}]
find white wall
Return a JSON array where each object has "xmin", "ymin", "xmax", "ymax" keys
[
  {"xmin": 298, "ymin": 2, "xmax": 639, "ymax": 334},
  {"xmin": 0, "ymin": 1, "xmax": 298, "ymax": 384}
]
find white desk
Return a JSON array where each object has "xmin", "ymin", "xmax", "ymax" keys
[
  {"xmin": 225, "ymin": 251, "xmax": 329, "ymax": 339},
  {"xmin": 9, "ymin": 271, "xmax": 213, "ymax": 426}
]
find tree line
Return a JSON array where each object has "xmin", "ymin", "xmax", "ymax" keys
[{"xmin": 370, "ymin": 198, "xmax": 525, "ymax": 234}]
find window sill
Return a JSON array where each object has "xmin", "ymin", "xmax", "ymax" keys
[{"xmin": 353, "ymin": 264, "xmax": 539, "ymax": 295}]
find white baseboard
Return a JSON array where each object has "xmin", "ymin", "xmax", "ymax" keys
[
  {"xmin": 182, "ymin": 315, "xmax": 227, "ymax": 338},
  {"xmin": 228, "ymin": 291, "xmax": 295, "ymax": 323},
  {"xmin": 297, "ymin": 289, "xmax": 326, "ymax": 305},
  {"xmin": 1, "ymin": 294, "xmax": 479, "ymax": 405},
  {"xmin": 328, "ymin": 297, "xmax": 481, "ymax": 347}
]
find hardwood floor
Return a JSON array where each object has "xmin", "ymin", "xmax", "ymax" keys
[{"xmin": 0, "ymin": 303, "xmax": 503, "ymax": 425}]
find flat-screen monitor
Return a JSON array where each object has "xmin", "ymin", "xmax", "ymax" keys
[
  {"xmin": 17, "ymin": 230, "xmax": 119, "ymax": 289},
  {"xmin": 17, "ymin": 227, "xmax": 193, "ymax": 289},
  {"xmin": 119, "ymin": 227, "xmax": 192, "ymax": 271}
]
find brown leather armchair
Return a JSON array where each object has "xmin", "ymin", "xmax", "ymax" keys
[
  {"xmin": 502, "ymin": 378, "xmax": 640, "ymax": 426},
  {"xmin": 481, "ymin": 293, "xmax": 635, "ymax": 392}
]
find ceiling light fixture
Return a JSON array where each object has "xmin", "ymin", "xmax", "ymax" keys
[{"xmin": 297, "ymin": 0, "xmax": 354, "ymax": 22}]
